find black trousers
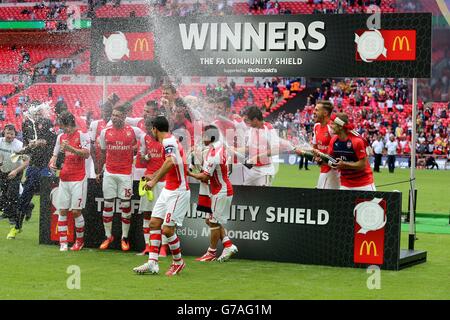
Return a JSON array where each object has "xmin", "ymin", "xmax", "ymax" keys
[
  {"xmin": 387, "ymin": 155, "xmax": 396, "ymax": 173},
  {"xmin": 299, "ymin": 155, "xmax": 308, "ymax": 169},
  {"xmin": 17, "ymin": 166, "xmax": 51, "ymax": 229},
  {"xmin": 374, "ymin": 153, "xmax": 382, "ymax": 172},
  {"xmin": 0, "ymin": 171, "xmax": 21, "ymax": 227}
]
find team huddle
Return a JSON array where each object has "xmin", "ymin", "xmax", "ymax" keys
[{"xmin": 27, "ymin": 86, "xmax": 375, "ymax": 277}]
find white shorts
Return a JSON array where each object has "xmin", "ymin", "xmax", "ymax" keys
[
  {"xmin": 133, "ymin": 167, "xmax": 146, "ymax": 181},
  {"xmin": 152, "ymin": 188, "xmax": 191, "ymax": 227},
  {"xmin": 317, "ymin": 170, "xmax": 340, "ymax": 189},
  {"xmin": 57, "ymin": 179, "xmax": 87, "ymax": 210},
  {"xmin": 139, "ymin": 181, "xmax": 165, "ymax": 213},
  {"xmin": 207, "ymin": 194, "xmax": 232, "ymax": 225},
  {"xmin": 102, "ymin": 171, "xmax": 133, "ymax": 200},
  {"xmin": 85, "ymin": 157, "xmax": 96, "ymax": 179},
  {"xmin": 340, "ymin": 183, "xmax": 376, "ymax": 191},
  {"xmin": 243, "ymin": 166, "xmax": 273, "ymax": 186},
  {"xmin": 229, "ymin": 163, "xmax": 245, "ymax": 185}
]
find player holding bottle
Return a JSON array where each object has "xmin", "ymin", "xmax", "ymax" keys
[
  {"xmin": 327, "ymin": 112, "xmax": 375, "ymax": 191},
  {"xmin": 311, "ymin": 101, "xmax": 340, "ymax": 189}
]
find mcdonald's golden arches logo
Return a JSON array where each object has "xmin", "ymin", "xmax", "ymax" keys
[
  {"xmin": 359, "ymin": 240, "xmax": 378, "ymax": 256},
  {"xmin": 392, "ymin": 36, "xmax": 410, "ymax": 51},
  {"xmin": 134, "ymin": 38, "xmax": 149, "ymax": 52}
]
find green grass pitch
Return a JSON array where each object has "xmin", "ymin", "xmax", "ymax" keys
[{"xmin": 0, "ymin": 165, "xmax": 449, "ymax": 299}]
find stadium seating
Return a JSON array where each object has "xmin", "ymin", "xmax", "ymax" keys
[
  {"xmin": 94, "ymin": 3, "xmax": 149, "ymax": 18},
  {"xmin": 0, "ymin": 45, "xmax": 81, "ymax": 74},
  {"xmin": 73, "ymin": 50, "xmax": 90, "ymax": 75},
  {"xmin": 0, "ymin": 0, "xmax": 397, "ymax": 20},
  {"xmin": 3, "ymin": 83, "xmax": 149, "ymax": 129},
  {"xmin": 233, "ymin": 0, "xmax": 396, "ymax": 15},
  {"xmin": 131, "ymin": 87, "xmax": 163, "ymax": 115},
  {"xmin": 0, "ymin": 84, "xmax": 15, "ymax": 97},
  {"xmin": 0, "ymin": 6, "xmax": 68, "ymax": 21}
]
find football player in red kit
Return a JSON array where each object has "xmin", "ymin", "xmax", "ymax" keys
[
  {"xmin": 49, "ymin": 111, "xmax": 90, "ymax": 251},
  {"xmin": 327, "ymin": 112, "xmax": 375, "ymax": 191},
  {"xmin": 97, "ymin": 105, "xmax": 143, "ymax": 251},
  {"xmin": 133, "ymin": 116, "xmax": 190, "ymax": 276},
  {"xmin": 311, "ymin": 101, "xmax": 340, "ymax": 189},
  {"xmin": 188, "ymin": 125, "xmax": 238, "ymax": 262}
]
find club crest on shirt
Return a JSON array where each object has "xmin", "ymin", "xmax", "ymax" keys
[
  {"xmin": 126, "ymin": 131, "xmax": 131, "ymax": 137},
  {"xmin": 347, "ymin": 141, "xmax": 352, "ymax": 149},
  {"xmin": 165, "ymin": 145, "xmax": 175, "ymax": 154}
]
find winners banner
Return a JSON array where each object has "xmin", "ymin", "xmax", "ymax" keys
[
  {"xmin": 90, "ymin": 13, "xmax": 431, "ymax": 77},
  {"xmin": 39, "ymin": 178, "xmax": 403, "ymax": 270}
]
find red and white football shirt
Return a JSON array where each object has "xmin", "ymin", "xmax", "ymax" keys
[
  {"xmin": 88, "ymin": 119, "xmax": 109, "ymax": 167},
  {"xmin": 202, "ymin": 141, "xmax": 233, "ymax": 196},
  {"xmin": 312, "ymin": 121, "xmax": 334, "ymax": 173},
  {"xmin": 99, "ymin": 125, "xmax": 143, "ymax": 175},
  {"xmin": 162, "ymin": 134, "xmax": 189, "ymax": 191},
  {"xmin": 246, "ymin": 122, "xmax": 277, "ymax": 168},
  {"xmin": 53, "ymin": 130, "xmax": 90, "ymax": 182},
  {"xmin": 140, "ymin": 133, "xmax": 165, "ymax": 180},
  {"xmin": 134, "ymin": 118, "xmax": 148, "ymax": 170}
]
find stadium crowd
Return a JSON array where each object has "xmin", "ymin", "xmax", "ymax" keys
[{"xmin": 280, "ymin": 78, "xmax": 450, "ymax": 164}]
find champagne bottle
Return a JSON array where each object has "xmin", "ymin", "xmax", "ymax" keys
[
  {"xmin": 301, "ymin": 150, "xmax": 315, "ymax": 161},
  {"xmin": 55, "ymin": 150, "xmax": 65, "ymax": 170},
  {"xmin": 316, "ymin": 150, "xmax": 337, "ymax": 166},
  {"xmin": 296, "ymin": 149, "xmax": 337, "ymax": 165}
]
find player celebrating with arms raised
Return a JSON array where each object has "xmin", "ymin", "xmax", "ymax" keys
[
  {"xmin": 133, "ymin": 116, "xmax": 190, "ymax": 276},
  {"xmin": 327, "ymin": 112, "xmax": 375, "ymax": 191},
  {"xmin": 49, "ymin": 111, "xmax": 90, "ymax": 251},
  {"xmin": 188, "ymin": 125, "xmax": 238, "ymax": 262}
]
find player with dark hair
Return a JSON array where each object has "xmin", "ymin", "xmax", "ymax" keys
[
  {"xmin": 88, "ymin": 101, "xmax": 114, "ymax": 177},
  {"xmin": 160, "ymin": 84, "xmax": 177, "ymax": 116},
  {"xmin": 327, "ymin": 112, "xmax": 375, "ymax": 191},
  {"xmin": 133, "ymin": 116, "xmax": 190, "ymax": 276},
  {"xmin": 125, "ymin": 99, "xmax": 170, "ymax": 256},
  {"xmin": 97, "ymin": 105, "xmax": 143, "ymax": 251},
  {"xmin": 137, "ymin": 116, "xmax": 167, "ymax": 256},
  {"xmin": 188, "ymin": 125, "xmax": 238, "ymax": 262},
  {"xmin": 242, "ymin": 106, "xmax": 278, "ymax": 186},
  {"xmin": 49, "ymin": 111, "xmax": 90, "ymax": 251},
  {"xmin": 131, "ymin": 99, "xmax": 161, "ymax": 181}
]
